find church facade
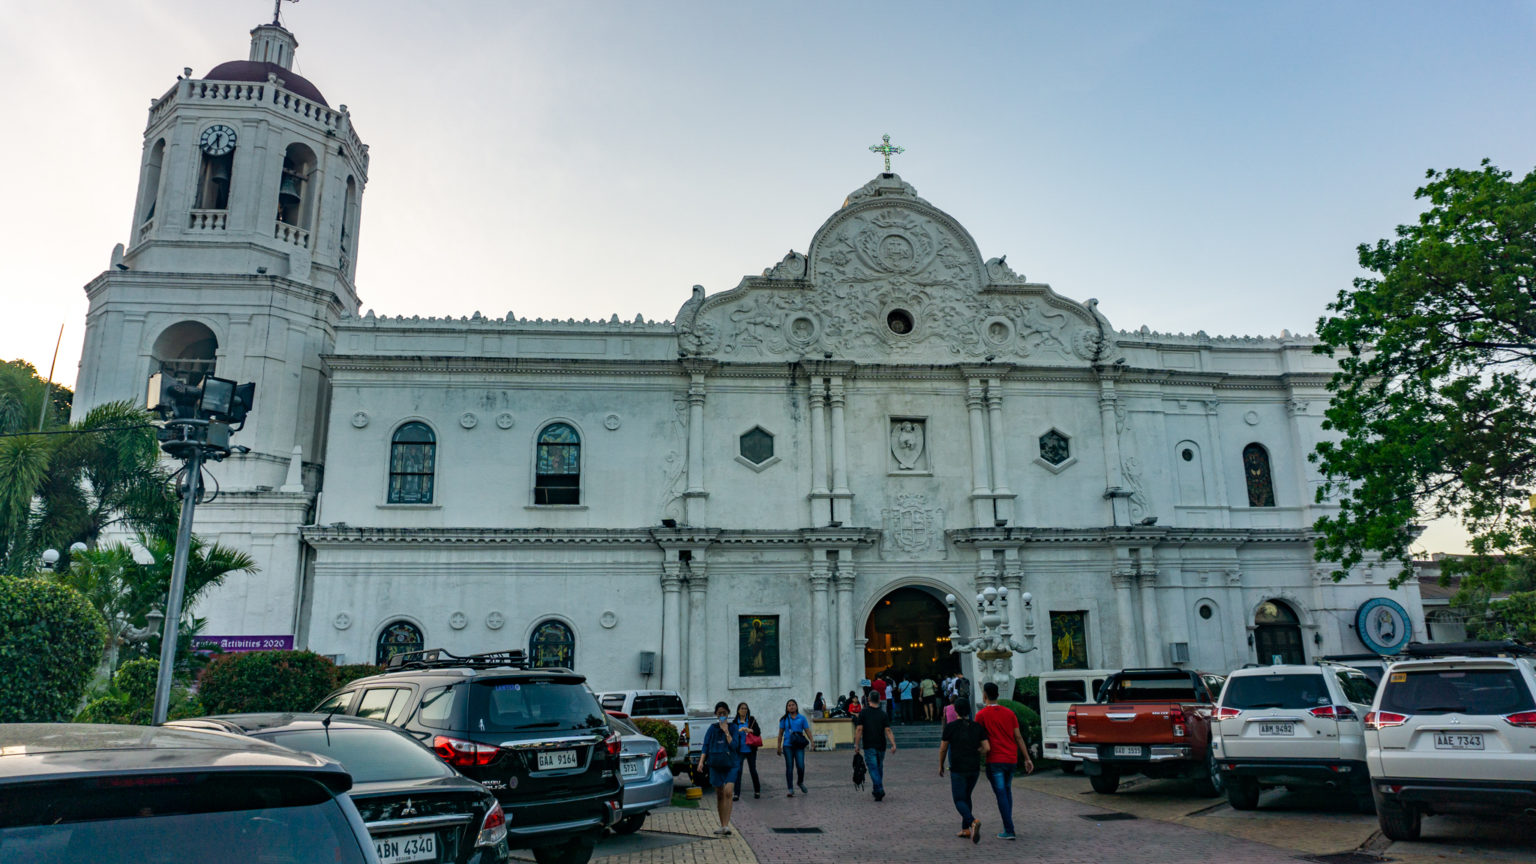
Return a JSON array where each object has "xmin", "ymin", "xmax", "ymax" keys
[{"xmin": 72, "ymin": 20, "xmax": 1425, "ymax": 710}]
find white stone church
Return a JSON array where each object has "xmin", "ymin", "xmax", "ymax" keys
[{"xmin": 71, "ymin": 19, "xmax": 1425, "ymax": 709}]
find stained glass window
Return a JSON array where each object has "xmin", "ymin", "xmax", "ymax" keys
[
  {"xmin": 1243, "ymin": 443, "xmax": 1276, "ymax": 507},
  {"xmin": 535, "ymin": 423, "xmax": 580, "ymax": 505},
  {"xmin": 376, "ymin": 620, "xmax": 423, "ymax": 666},
  {"xmin": 739, "ymin": 427, "xmax": 773, "ymax": 465},
  {"xmin": 388, "ymin": 422, "xmax": 436, "ymax": 504},
  {"xmin": 1039, "ymin": 430, "xmax": 1070, "ymax": 465},
  {"xmin": 529, "ymin": 619, "xmax": 575, "ymax": 670}
]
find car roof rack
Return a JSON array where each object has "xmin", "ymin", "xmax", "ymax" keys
[
  {"xmin": 386, "ymin": 648, "xmax": 531, "ymax": 671},
  {"xmin": 1401, "ymin": 640, "xmax": 1534, "ymax": 658},
  {"xmin": 1319, "ymin": 653, "xmax": 1394, "ymax": 663}
]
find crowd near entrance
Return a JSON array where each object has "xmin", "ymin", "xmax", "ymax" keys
[{"xmin": 864, "ymin": 587, "xmax": 959, "ymax": 683}]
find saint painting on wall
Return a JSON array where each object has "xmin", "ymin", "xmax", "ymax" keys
[
  {"xmin": 738, "ymin": 615, "xmax": 780, "ymax": 677},
  {"xmin": 1050, "ymin": 611, "xmax": 1089, "ymax": 670}
]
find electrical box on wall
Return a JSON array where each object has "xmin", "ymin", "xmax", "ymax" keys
[
  {"xmin": 638, "ymin": 651, "xmax": 656, "ymax": 676},
  {"xmin": 1168, "ymin": 642, "xmax": 1191, "ymax": 664}
]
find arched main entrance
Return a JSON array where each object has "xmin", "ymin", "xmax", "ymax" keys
[
  {"xmin": 864, "ymin": 587, "xmax": 957, "ymax": 682},
  {"xmin": 1253, "ymin": 600, "xmax": 1304, "ymax": 665}
]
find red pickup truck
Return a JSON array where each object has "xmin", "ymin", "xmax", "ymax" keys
[{"xmin": 1067, "ymin": 668, "xmax": 1226, "ymax": 796}]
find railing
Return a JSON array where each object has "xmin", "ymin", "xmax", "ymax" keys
[
  {"xmin": 273, "ymin": 220, "xmax": 310, "ymax": 248},
  {"xmin": 137, "ymin": 218, "xmax": 156, "ymax": 244},
  {"xmin": 188, "ymin": 210, "xmax": 228, "ymax": 231}
]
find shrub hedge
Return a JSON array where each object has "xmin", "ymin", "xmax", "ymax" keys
[
  {"xmin": 197, "ymin": 650, "xmax": 340, "ymax": 714},
  {"xmin": 996, "ymin": 698, "xmax": 1043, "ymax": 763},
  {"xmin": 333, "ymin": 663, "xmax": 383, "ymax": 688},
  {"xmin": 0, "ymin": 575, "xmax": 109, "ymax": 722},
  {"xmin": 631, "ymin": 717, "xmax": 680, "ymax": 757}
]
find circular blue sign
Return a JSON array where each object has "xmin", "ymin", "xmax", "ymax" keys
[{"xmin": 1355, "ymin": 597, "xmax": 1413, "ymax": 655}]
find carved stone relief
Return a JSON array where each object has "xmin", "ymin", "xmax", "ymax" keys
[
  {"xmin": 879, "ymin": 493, "xmax": 946, "ymax": 560},
  {"xmin": 889, "ymin": 419, "xmax": 926, "ymax": 472}
]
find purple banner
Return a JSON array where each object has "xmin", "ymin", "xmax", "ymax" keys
[{"xmin": 192, "ymin": 635, "xmax": 295, "ymax": 652}]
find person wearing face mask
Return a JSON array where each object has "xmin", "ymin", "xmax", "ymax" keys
[
  {"xmin": 776, "ymin": 698, "xmax": 813, "ymax": 796},
  {"xmin": 696, "ymin": 700, "xmax": 741, "ymax": 835}
]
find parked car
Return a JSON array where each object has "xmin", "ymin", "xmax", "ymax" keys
[
  {"xmin": 604, "ymin": 713, "xmax": 672, "ymax": 834},
  {"xmin": 595, "ymin": 690, "xmax": 708, "ymax": 760},
  {"xmin": 1213, "ymin": 662, "xmax": 1378, "ymax": 812},
  {"xmin": 0, "ymin": 723, "xmax": 377, "ymax": 864},
  {"xmin": 169, "ymin": 713, "xmax": 508, "ymax": 864},
  {"xmin": 1364, "ymin": 640, "xmax": 1536, "ymax": 841},
  {"xmin": 1036, "ymin": 668, "xmax": 1112, "ymax": 772},
  {"xmin": 1067, "ymin": 667, "xmax": 1226, "ymax": 796},
  {"xmin": 315, "ymin": 648, "xmax": 623, "ymax": 864}
]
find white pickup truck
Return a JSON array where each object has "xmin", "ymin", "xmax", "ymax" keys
[{"xmin": 597, "ymin": 690, "xmax": 715, "ymax": 762}]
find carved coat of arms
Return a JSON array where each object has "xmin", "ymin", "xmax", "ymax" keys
[{"xmin": 880, "ymin": 493, "xmax": 945, "ymax": 560}]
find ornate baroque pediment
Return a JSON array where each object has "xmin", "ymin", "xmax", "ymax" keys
[{"xmin": 676, "ymin": 173, "xmax": 1115, "ymax": 366}]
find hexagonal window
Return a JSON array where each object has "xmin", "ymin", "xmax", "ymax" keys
[
  {"xmin": 1039, "ymin": 429, "xmax": 1070, "ymax": 466},
  {"xmin": 739, "ymin": 426, "xmax": 774, "ymax": 465}
]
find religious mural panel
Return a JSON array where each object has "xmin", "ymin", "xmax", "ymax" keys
[
  {"xmin": 1050, "ymin": 611, "xmax": 1089, "ymax": 670},
  {"xmin": 738, "ymin": 615, "xmax": 780, "ymax": 677},
  {"xmin": 529, "ymin": 619, "xmax": 575, "ymax": 670}
]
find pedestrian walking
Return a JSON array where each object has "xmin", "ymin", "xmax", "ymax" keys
[
  {"xmin": 776, "ymin": 698, "xmax": 813, "ymax": 796},
  {"xmin": 976, "ymin": 681, "xmax": 1034, "ymax": 840},
  {"xmin": 871, "ymin": 675, "xmax": 889, "ymax": 708},
  {"xmin": 955, "ymin": 673, "xmax": 973, "ymax": 707},
  {"xmin": 920, "ymin": 675, "xmax": 938, "ymax": 721},
  {"xmin": 942, "ymin": 673, "xmax": 957, "ymax": 706},
  {"xmin": 939, "ymin": 698, "xmax": 989, "ymax": 843},
  {"xmin": 732, "ymin": 701, "xmax": 762, "ymax": 801},
  {"xmin": 695, "ymin": 700, "xmax": 741, "ymax": 836},
  {"xmin": 854, "ymin": 691, "xmax": 897, "ymax": 801},
  {"xmin": 898, "ymin": 675, "xmax": 916, "ymax": 723}
]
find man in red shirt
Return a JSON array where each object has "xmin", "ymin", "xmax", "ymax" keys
[
  {"xmin": 871, "ymin": 675, "xmax": 890, "ymax": 706},
  {"xmin": 975, "ymin": 681, "xmax": 1033, "ymax": 840}
]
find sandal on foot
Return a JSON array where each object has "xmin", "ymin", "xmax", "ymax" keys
[{"xmin": 971, "ymin": 819, "xmax": 982, "ymax": 844}]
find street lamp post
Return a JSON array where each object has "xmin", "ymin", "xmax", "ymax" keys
[{"xmin": 946, "ymin": 585, "xmax": 1037, "ymax": 702}]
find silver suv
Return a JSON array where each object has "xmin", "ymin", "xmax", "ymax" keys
[
  {"xmin": 1213, "ymin": 662, "xmax": 1379, "ymax": 812},
  {"xmin": 1364, "ymin": 641, "xmax": 1536, "ymax": 841}
]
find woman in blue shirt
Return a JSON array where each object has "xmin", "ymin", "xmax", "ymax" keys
[
  {"xmin": 695, "ymin": 700, "xmax": 741, "ymax": 835},
  {"xmin": 776, "ymin": 698, "xmax": 813, "ymax": 796}
]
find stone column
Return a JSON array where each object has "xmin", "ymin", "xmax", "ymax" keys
[
  {"xmin": 810, "ymin": 558, "xmax": 832, "ymax": 705},
  {"xmin": 660, "ymin": 562, "xmax": 684, "ymax": 691},
  {"xmin": 1112, "ymin": 569, "xmax": 1139, "ymax": 666},
  {"xmin": 1226, "ymin": 569, "xmax": 1252, "ymax": 667},
  {"xmin": 809, "ymin": 379, "xmax": 829, "ymax": 496},
  {"xmin": 986, "ymin": 379, "xmax": 1014, "ymax": 524},
  {"xmin": 829, "ymin": 376, "xmax": 851, "ymax": 524},
  {"xmin": 684, "ymin": 369, "xmax": 707, "ymax": 525},
  {"xmin": 1001, "ymin": 554, "xmax": 1027, "ymax": 677},
  {"xmin": 966, "ymin": 378, "xmax": 992, "ymax": 524},
  {"xmin": 1099, "ymin": 380, "xmax": 1128, "ymax": 525},
  {"xmin": 835, "ymin": 564, "xmax": 858, "ymax": 698},
  {"xmin": 1138, "ymin": 570, "xmax": 1162, "ymax": 666},
  {"xmin": 685, "ymin": 569, "xmax": 709, "ymax": 712}
]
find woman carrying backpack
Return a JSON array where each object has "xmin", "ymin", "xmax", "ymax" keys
[
  {"xmin": 938, "ymin": 698, "xmax": 990, "ymax": 843},
  {"xmin": 776, "ymin": 698, "xmax": 813, "ymax": 796},
  {"xmin": 695, "ymin": 700, "xmax": 741, "ymax": 835}
]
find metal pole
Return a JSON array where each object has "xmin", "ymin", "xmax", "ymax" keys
[
  {"xmin": 152, "ymin": 442, "xmax": 202, "ymax": 725},
  {"xmin": 37, "ymin": 323, "xmax": 63, "ymax": 431}
]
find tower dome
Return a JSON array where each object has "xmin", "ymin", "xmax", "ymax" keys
[{"xmin": 203, "ymin": 22, "xmax": 327, "ymax": 105}]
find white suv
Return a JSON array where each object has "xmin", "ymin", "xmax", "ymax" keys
[
  {"xmin": 1213, "ymin": 662, "xmax": 1379, "ymax": 812},
  {"xmin": 1364, "ymin": 641, "xmax": 1536, "ymax": 841}
]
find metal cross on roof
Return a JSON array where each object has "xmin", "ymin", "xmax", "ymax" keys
[
  {"xmin": 868, "ymin": 134, "xmax": 904, "ymax": 173},
  {"xmin": 273, "ymin": 0, "xmax": 299, "ymax": 26}
]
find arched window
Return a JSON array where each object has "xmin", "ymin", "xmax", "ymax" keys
[
  {"xmin": 1253, "ymin": 600, "xmax": 1304, "ymax": 665},
  {"xmin": 376, "ymin": 620, "xmax": 424, "ymax": 666},
  {"xmin": 340, "ymin": 175, "xmax": 359, "ymax": 274},
  {"xmin": 152, "ymin": 321, "xmax": 218, "ymax": 386},
  {"xmin": 1243, "ymin": 443, "xmax": 1276, "ymax": 507},
  {"xmin": 140, "ymin": 139, "xmax": 166, "ymax": 225},
  {"xmin": 535, "ymin": 423, "xmax": 581, "ymax": 505},
  {"xmin": 277, "ymin": 142, "xmax": 318, "ymax": 229},
  {"xmin": 529, "ymin": 619, "xmax": 575, "ymax": 669},
  {"xmin": 194, "ymin": 133, "xmax": 234, "ymax": 211},
  {"xmin": 388, "ymin": 422, "xmax": 436, "ymax": 504}
]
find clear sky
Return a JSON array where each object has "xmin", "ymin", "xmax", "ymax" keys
[{"xmin": 3, "ymin": 0, "xmax": 1533, "ymax": 553}]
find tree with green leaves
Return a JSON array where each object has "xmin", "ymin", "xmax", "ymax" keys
[{"xmin": 1312, "ymin": 161, "xmax": 1536, "ymax": 587}]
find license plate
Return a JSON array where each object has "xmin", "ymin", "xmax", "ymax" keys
[
  {"xmin": 1113, "ymin": 745, "xmax": 1143, "ymax": 757},
  {"xmin": 621, "ymin": 757, "xmax": 645, "ymax": 778},
  {"xmin": 1258, "ymin": 722, "xmax": 1295, "ymax": 736},
  {"xmin": 374, "ymin": 832, "xmax": 436, "ymax": 864},
  {"xmin": 537, "ymin": 749, "xmax": 579, "ymax": 770},
  {"xmin": 1434, "ymin": 733, "xmax": 1484, "ymax": 750}
]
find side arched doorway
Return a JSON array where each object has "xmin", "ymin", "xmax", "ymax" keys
[
  {"xmin": 1253, "ymin": 600, "xmax": 1304, "ymax": 665},
  {"xmin": 864, "ymin": 587, "xmax": 957, "ymax": 682}
]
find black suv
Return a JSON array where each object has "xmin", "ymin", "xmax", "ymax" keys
[{"xmin": 316, "ymin": 649, "xmax": 622, "ymax": 864}]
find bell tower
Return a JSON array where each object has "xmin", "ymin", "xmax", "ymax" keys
[{"xmin": 71, "ymin": 17, "xmax": 369, "ymax": 636}]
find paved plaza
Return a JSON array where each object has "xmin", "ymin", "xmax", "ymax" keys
[{"xmin": 545, "ymin": 748, "xmax": 1536, "ymax": 864}]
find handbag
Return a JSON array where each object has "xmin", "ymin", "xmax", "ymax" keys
[
  {"xmin": 745, "ymin": 732, "xmax": 763, "ymax": 748},
  {"xmin": 788, "ymin": 730, "xmax": 810, "ymax": 750}
]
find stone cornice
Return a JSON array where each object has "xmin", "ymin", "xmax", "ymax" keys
[
  {"xmin": 302, "ymin": 525, "xmax": 882, "ymax": 548},
  {"xmin": 84, "ymin": 269, "xmax": 348, "ymax": 315},
  {"xmin": 948, "ymin": 526, "xmax": 1322, "ymax": 547}
]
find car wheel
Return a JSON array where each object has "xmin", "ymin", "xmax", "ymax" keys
[
  {"xmin": 1376, "ymin": 798, "xmax": 1421, "ymax": 842},
  {"xmin": 1191, "ymin": 749, "xmax": 1223, "ymax": 797},
  {"xmin": 611, "ymin": 814, "xmax": 646, "ymax": 835},
  {"xmin": 1088, "ymin": 770, "xmax": 1120, "ymax": 794},
  {"xmin": 1225, "ymin": 776, "xmax": 1260, "ymax": 811},
  {"xmin": 1059, "ymin": 762, "xmax": 1080, "ymax": 775}
]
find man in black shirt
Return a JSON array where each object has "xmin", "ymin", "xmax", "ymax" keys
[
  {"xmin": 939, "ymin": 698, "xmax": 990, "ymax": 842},
  {"xmin": 855, "ymin": 691, "xmax": 898, "ymax": 801}
]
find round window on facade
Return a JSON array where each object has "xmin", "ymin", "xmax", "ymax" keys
[
  {"xmin": 1198, "ymin": 603, "xmax": 1214, "ymax": 620},
  {"xmin": 886, "ymin": 309, "xmax": 914, "ymax": 335},
  {"xmin": 1181, "ymin": 448, "xmax": 1195, "ymax": 462}
]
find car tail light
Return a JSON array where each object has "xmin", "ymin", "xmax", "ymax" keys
[
  {"xmin": 652, "ymin": 749, "xmax": 669, "ymax": 771},
  {"xmin": 1170, "ymin": 707, "xmax": 1187, "ymax": 737},
  {"xmin": 679, "ymin": 724, "xmax": 689, "ymax": 746},
  {"xmin": 606, "ymin": 710, "xmax": 630, "ymax": 719},
  {"xmin": 1067, "ymin": 708, "xmax": 1077, "ymax": 739},
  {"xmin": 1364, "ymin": 711, "xmax": 1409, "ymax": 730},
  {"xmin": 1505, "ymin": 711, "xmax": 1536, "ymax": 728},
  {"xmin": 1214, "ymin": 706, "xmax": 1241, "ymax": 719},
  {"xmin": 476, "ymin": 801, "xmax": 507, "ymax": 847},
  {"xmin": 1309, "ymin": 705, "xmax": 1357, "ymax": 720},
  {"xmin": 605, "ymin": 731, "xmax": 622, "ymax": 758},
  {"xmin": 432, "ymin": 735, "xmax": 500, "ymax": 767}
]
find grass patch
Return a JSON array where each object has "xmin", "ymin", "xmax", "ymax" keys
[{"xmin": 670, "ymin": 791, "xmax": 700, "ymax": 809}]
